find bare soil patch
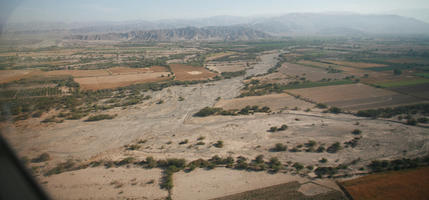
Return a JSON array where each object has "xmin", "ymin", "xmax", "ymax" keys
[
  {"xmin": 44, "ymin": 69, "xmax": 110, "ymax": 77},
  {"xmin": 170, "ymin": 64, "xmax": 217, "ymax": 81},
  {"xmin": 0, "ymin": 69, "xmax": 40, "ymax": 83},
  {"xmin": 39, "ymin": 167, "xmax": 167, "ymax": 200},
  {"xmin": 75, "ymin": 72, "xmax": 170, "ymax": 90},
  {"xmin": 108, "ymin": 66, "xmax": 167, "ymax": 75},
  {"xmin": 341, "ymin": 167, "xmax": 429, "ymax": 200},
  {"xmin": 215, "ymin": 93, "xmax": 314, "ymax": 111},
  {"xmin": 171, "ymin": 168, "xmax": 308, "ymax": 200}
]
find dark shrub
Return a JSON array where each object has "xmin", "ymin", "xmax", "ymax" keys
[{"xmin": 31, "ymin": 153, "xmax": 50, "ymax": 163}]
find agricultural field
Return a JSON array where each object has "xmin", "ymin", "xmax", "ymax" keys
[
  {"xmin": 323, "ymin": 60, "xmax": 387, "ymax": 69},
  {"xmin": 287, "ymin": 83, "xmax": 425, "ymax": 111},
  {"xmin": 389, "ymin": 83, "xmax": 429, "ymax": 100},
  {"xmin": 214, "ymin": 93, "xmax": 314, "ymax": 111},
  {"xmin": 75, "ymin": 71, "xmax": 171, "ymax": 90},
  {"xmin": 169, "ymin": 64, "xmax": 218, "ymax": 81},
  {"xmin": 0, "ymin": 69, "xmax": 40, "ymax": 83},
  {"xmin": 277, "ymin": 62, "xmax": 347, "ymax": 81},
  {"xmin": 340, "ymin": 167, "xmax": 429, "ymax": 200}
]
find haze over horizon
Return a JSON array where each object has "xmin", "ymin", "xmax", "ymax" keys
[{"xmin": 2, "ymin": 0, "xmax": 429, "ymax": 23}]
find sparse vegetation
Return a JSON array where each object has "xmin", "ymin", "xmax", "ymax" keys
[
  {"xmin": 194, "ymin": 105, "xmax": 270, "ymax": 117},
  {"xmin": 85, "ymin": 114, "xmax": 117, "ymax": 122}
]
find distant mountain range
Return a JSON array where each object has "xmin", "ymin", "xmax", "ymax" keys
[
  {"xmin": 4, "ymin": 13, "xmax": 429, "ymax": 40},
  {"xmin": 67, "ymin": 26, "xmax": 271, "ymax": 41}
]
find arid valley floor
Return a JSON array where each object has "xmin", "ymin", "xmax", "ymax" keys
[{"xmin": 1, "ymin": 37, "xmax": 429, "ymax": 200}]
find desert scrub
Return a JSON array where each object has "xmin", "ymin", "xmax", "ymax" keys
[
  {"xmin": 85, "ymin": 114, "xmax": 117, "ymax": 122},
  {"xmin": 213, "ymin": 140, "xmax": 224, "ymax": 148},
  {"xmin": 197, "ymin": 136, "xmax": 205, "ymax": 140},
  {"xmin": 268, "ymin": 124, "xmax": 288, "ymax": 132},
  {"xmin": 31, "ymin": 153, "xmax": 50, "ymax": 163},
  {"xmin": 327, "ymin": 142, "xmax": 342, "ymax": 153},
  {"xmin": 271, "ymin": 143, "xmax": 287, "ymax": 152},
  {"xmin": 115, "ymin": 157, "xmax": 135, "ymax": 166}
]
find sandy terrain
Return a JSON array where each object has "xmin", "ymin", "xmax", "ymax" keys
[
  {"xmin": 246, "ymin": 52, "xmax": 279, "ymax": 77},
  {"xmin": 215, "ymin": 93, "xmax": 314, "ymax": 111},
  {"xmin": 170, "ymin": 64, "xmax": 217, "ymax": 81},
  {"xmin": 287, "ymin": 83, "xmax": 425, "ymax": 111},
  {"xmin": 206, "ymin": 61, "xmax": 246, "ymax": 73},
  {"xmin": 172, "ymin": 168, "xmax": 308, "ymax": 200},
  {"xmin": 39, "ymin": 167, "xmax": 167, "ymax": 200}
]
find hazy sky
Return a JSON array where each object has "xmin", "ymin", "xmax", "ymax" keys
[{"xmin": 3, "ymin": 0, "xmax": 429, "ymax": 23}]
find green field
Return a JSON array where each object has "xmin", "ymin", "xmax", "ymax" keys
[
  {"xmin": 376, "ymin": 78, "xmax": 429, "ymax": 88},
  {"xmin": 416, "ymin": 73, "xmax": 429, "ymax": 79}
]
